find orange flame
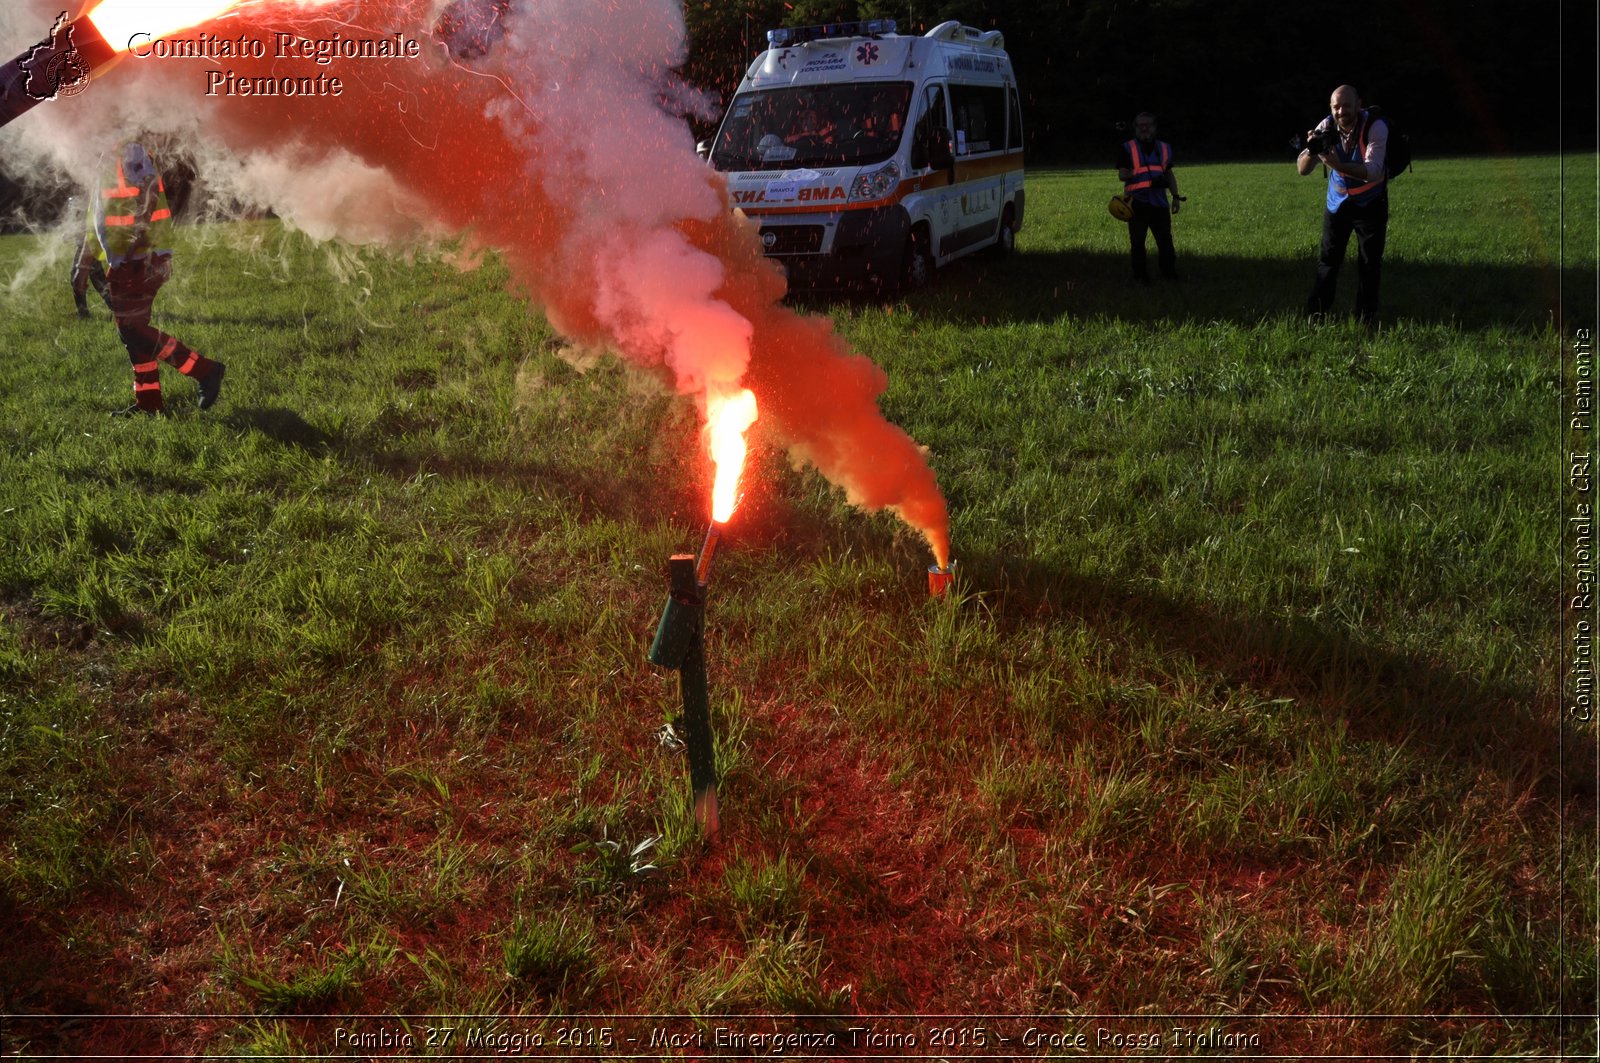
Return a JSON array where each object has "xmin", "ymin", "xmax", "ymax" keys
[
  {"xmin": 82, "ymin": 0, "xmax": 246, "ymax": 49},
  {"xmin": 706, "ymin": 388, "xmax": 757, "ymax": 523}
]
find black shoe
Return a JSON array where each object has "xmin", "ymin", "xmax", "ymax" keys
[
  {"xmin": 112, "ymin": 403, "xmax": 164, "ymax": 417},
  {"xmin": 197, "ymin": 362, "xmax": 226, "ymax": 410}
]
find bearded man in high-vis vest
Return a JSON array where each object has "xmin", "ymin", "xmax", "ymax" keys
[
  {"xmin": 89, "ymin": 142, "xmax": 225, "ymax": 415},
  {"xmin": 1299, "ymin": 85, "xmax": 1389, "ymax": 327},
  {"xmin": 1116, "ymin": 112, "xmax": 1182, "ymax": 284}
]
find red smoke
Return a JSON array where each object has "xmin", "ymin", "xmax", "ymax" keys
[
  {"xmin": 697, "ymin": 216, "xmax": 952, "ymax": 565},
  {"xmin": 13, "ymin": 0, "xmax": 950, "ymax": 565}
]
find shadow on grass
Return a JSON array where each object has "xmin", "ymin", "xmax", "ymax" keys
[
  {"xmin": 224, "ymin": 407, "xmax": 334, "ymax": 452},
  {"xmin": 372, "ymin": 449, "xmax": 701, "ymax": 521},
  {"xmin": 807, "ymin": 249, "xmax": 1592, "ymax": 332},
  {"xmin": 984, "ymin": 548, "xmax": 1587, "ymax": 808},
  {"xmin": 759, "ymin": 495, "xmax": 1586, "ymax": 810},
  {"xmin": 0, "ymin": 890, "xmax": 135, "ymax": 1054},
  {"xmin": 328, "ymin": 431, "xmax": 708, "ymax": 535}
]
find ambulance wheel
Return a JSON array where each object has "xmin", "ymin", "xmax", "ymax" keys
[
  {"xmin": 901, "ymin": 228, "xmax": 934, "ymax": 291},
  {"xmin": 991, "ymin": 206, "xmax": 1017, "ymax": 259}
]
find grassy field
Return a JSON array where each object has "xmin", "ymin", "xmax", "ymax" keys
[{"xmin": 0, "ymin": 154, "xmax": 1593, "ymax": 1058}]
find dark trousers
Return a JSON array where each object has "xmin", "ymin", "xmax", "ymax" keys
[
  {"xmin": 1307, "ymin": 195, "xmax": 1388, "ymax": 324},
  {"xmin": 106, "ymin": 257, "xmax": 216, "ymax": 412},
  {"xmin": 1128, "ymin": 199, "xmax": 1177, "ymax": 280}
]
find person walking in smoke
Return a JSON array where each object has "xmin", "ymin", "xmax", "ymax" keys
[{"xmin": 87, "ymin": 140, "xmax": 224, "ymax": 414}]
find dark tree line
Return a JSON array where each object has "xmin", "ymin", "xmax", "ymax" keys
[{"xmin": 682, "ymin": 0, "xmax": 1587, "ymax": 162}]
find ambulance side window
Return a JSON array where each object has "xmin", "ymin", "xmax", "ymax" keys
[
  {"xmin": 911, "ymin": 83, "xmax": 949, "ymax": 170},
  {"xmin": 950, "ymin": 83, "xmax": 1006, "ymax": 155},
  {"xmin": 1007, "ymin": 86, "xmax": 1024, "ymax": 151}
]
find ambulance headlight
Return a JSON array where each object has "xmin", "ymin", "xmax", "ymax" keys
[{"xmin": 849, "ymin": 160, "xmax": 900, "ymax": 203}]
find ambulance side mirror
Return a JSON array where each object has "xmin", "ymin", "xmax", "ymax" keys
[{"xmin": 696, "ymin": 139, "xmax": 712, "ymax": 162}]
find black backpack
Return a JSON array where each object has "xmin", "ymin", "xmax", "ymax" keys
[{"xmin": 1364, "ymin": 106, "xmax": 1412, "ymax": 179}]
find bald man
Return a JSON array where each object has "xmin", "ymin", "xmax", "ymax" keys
[{"xmin": 1298, "ymin": 85, "xmax": 1389, "ymax": 327}]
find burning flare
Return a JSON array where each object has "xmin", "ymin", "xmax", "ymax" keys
[
  {"xmin": 706, "ymin": 387, "xmax": 757, "ymax": 524},
  {"xmin": 82, "ymin": 0, "xmax": 247, "ymax": 50}
]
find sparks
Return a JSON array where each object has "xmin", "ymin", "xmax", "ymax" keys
[{"xmin": 706, "ymin": 387, "xmax": 757, "ymax": 524}]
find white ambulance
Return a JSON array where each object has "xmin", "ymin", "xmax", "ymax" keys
[{"xmin": 705, "ymin": 19, "xmax": 1025, "ymax": 291}]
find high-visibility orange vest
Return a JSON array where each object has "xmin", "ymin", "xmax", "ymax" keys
[
  {"xmin": 1123, "ymin": 139, "xmax": 1172, "ymax": 196},
  {"xmin": 89, "ymin": 145, "xmax": 173, "ymax": 267}
]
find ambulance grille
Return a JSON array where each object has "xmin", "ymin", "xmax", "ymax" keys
[{"xmin": 760, "ymin": 226, "xmax": 824, "ymax": 255}]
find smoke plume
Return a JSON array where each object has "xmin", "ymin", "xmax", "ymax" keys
[{"xmin": 0, "ymin": 0, "xmax": 950, "ymax": 565}]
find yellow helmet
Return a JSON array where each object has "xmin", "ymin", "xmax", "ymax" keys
[{"xmin": 1108, "ymin": 193, "xmax": 1134, "ymax": 222}]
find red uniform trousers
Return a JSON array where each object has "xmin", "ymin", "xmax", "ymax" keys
[{"xmin": 106, "ymin": 255, "xmax": 218, "ymax": 413}]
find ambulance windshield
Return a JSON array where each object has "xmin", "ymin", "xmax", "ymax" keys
[{"xmin": 710, "ymin": 82, "xmax": 913, "ymax": 171}]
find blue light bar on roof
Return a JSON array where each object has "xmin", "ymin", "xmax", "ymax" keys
[{"xmin": 766, "ymin": 19, "xmax": 896, "ymax": 49}]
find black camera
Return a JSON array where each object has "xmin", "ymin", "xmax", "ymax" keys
[{"xmin": 1304, "ymin": 126, "xmax": 1338, "ymax": 155}]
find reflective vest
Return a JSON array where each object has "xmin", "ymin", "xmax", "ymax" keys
[
  {"xmin": 89, "ymin": 148, "xmax": 173, "ymax": 268},
  {"xmin": 1325, "ymin": 111, "xmax": 1387, "ymax": 211},
  {"xmin": 1123, "ymin": 139, "xmax": 1172, "ymax": 206}
]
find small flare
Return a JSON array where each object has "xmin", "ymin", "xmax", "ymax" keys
[{"xmin": 928, "ymin": 561, "xmax": 956, "ymax": 598}]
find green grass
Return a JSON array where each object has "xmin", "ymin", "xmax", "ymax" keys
[
  {"xmin": 501, "ymin": 910, "xmax": 602, "ymax": 996},
  {"xmin": 0, "ymin": 154, "xmax": 1591, "ymax": 1057}
]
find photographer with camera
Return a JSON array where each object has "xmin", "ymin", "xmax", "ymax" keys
[
  {"xmin": 1117, "ymin": 112, "xmax": 1182, "ymax": 285},
  {"xmin": 1298, "ymin": 84, "xmax": 1389, "ymax": 327}
]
